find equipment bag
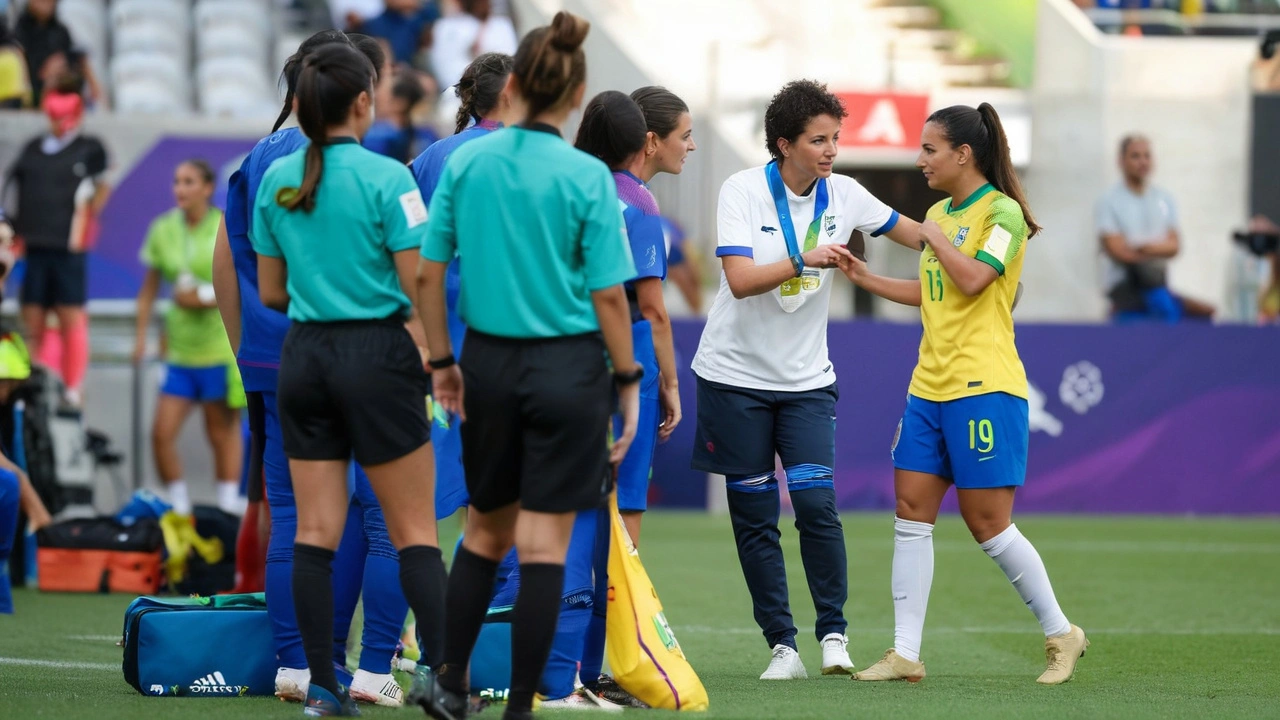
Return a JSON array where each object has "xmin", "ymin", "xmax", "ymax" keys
[
  {"xmin": 121, "ymin": 592, "xmax": 275, "ymax": 697},
  {"xmin": 604, "ymin": 492, "xmax": 709, "ymax": 711},
  {"xmin": 36, "ymin": 517, "xmax": 163, "ymax": 594}
]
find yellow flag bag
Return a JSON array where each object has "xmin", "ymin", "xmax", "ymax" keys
[{"xmin": 604, "ymin": 492, "xmax": 709, "ymax": 711}]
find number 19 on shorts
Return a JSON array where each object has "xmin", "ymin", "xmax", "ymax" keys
[{"xmin": 969, "ymin": 418, "xmax": 994, "ymax": 453}]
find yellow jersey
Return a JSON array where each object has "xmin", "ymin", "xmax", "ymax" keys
[{"xmin": 909, "ymin": 184, "xmax": 1029, "ymax": 402}]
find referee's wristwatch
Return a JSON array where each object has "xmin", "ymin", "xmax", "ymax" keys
[
  {"xmin": 427, "ymin": 354, "xmax": 456, "ymax": 370},
  {"xmin": 613, "ymin": 365, "xmax": 644, "ymax": 387},
  {"xmin": 789, "ymin": 253, "xmax": 805, "ymax": 277}
]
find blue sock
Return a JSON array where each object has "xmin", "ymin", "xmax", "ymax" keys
[
  {"xmin": 0, "ymin": 469, "xmax": 19, "ymax": 615},
  {"xmin": 357, "ymin": 503, "xmax": 408, "ymax": 674},
  {"xmin": 331, "ymin": 499, "xmax": 367, "ymax": 669},
  {"xmin": 541, "ymin": 604, "xmax": 590, "ymax": 699},
  {"xmin": 578, "ymin": 508, "xmax": 609, "ymax": 683},
  {"xmin": 265, "ymin": 504, "xmax": 304, "ymax": 668}
]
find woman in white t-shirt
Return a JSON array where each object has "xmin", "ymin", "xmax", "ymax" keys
[
  {"xmin": 430, "ymin": 0, "xmax": 518, "ymax": 92},
  {"xmin": 691, "ymin": 79, "xmax": 921, "ymax": 681}
]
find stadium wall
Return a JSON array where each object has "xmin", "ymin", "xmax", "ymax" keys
[
  {"xmin": 653, "ymin": 319, "xmax": 1280, "ymax": 516},
  {"xmin": 1022, "ymin": 0, "xmax": 1258, "ymax": 321}
]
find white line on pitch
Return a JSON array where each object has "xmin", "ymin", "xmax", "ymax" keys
[
  {"xmin": 0, "ymin": 657, "xmax": 117, "ymax": 671},
  {"xmin": 65, "ymin": 634, "xmax": 120, "ymax": 642},
  {"xmin": 676, "ymin": 626, "xmax": 1280, "ymax": 636}
]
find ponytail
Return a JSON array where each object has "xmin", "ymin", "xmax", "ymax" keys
[
  {"xmin": 272, "ymin": 29, "xmax": 350, "ymax": 133},
  {"xmin": 511, "ymin": 11, "xmax": 589, "ymax": 121},
  {"xmin": 976, "ymin": 103, "xmax": 1040, "ymax": 237},
  {"xmin": 454, "ymin": 52, "xmax": 514, "ymax": 134},
  {"xmin": 574, "ymin": 91, "xmax": 647, "ymax": 169},
  {"xmin": 276, "ymin": 44, "xmax": 375, "ymax": 213},
  {"xmin": 927, "ymin": 103, "xmax": 1040, "ymax": 237}
]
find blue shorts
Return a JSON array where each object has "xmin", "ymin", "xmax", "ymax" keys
[
  {"xmin": 612, "ymin": 320, "xmax": 660, "ymax": 512},
  {"xmin": 891, "ymin": 392, "xmax": 1028, "ymax": 489},
  {"xmin": 692, "ymin": 376, "xmax": 838, "ymax": 477},
  {"xmin": 160, "ymin": 364, "xmax": 229, "ymax": 403}
]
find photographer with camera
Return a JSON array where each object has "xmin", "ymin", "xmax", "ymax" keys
[
  {"xmin": 1238, "ymin": 215, "xmax": 1280, "ymax": 323},
  {"xmin": 1097, "ymin": 135, "xmax": 1215, "ymax": 323}
]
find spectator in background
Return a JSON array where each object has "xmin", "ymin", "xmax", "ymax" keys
[
  {"xmin": 1250, "ymin": 215, "xmax": 1280, "ymax": 323},
  {"xmin": 0, "ymin": 18, "xmax": 32, "ymax": 109},
  {"xmin": 330, "ymin": 0, "xmax": 386, "ymax": 31},
  {"xmin": 133, "ymin": 160, "xmax": 244, "ymax": 520},
  {"xmin": 13, "ymin": 0, "xmax": 101, "ymax": 107},
  {"xmin": 661, "ymin": 216, "xmax": 703, "ymax": 314},
  {"xmin": 365, "ymin": 68, "xmax": 441, "ymax": 163},
  {"xmin": 1097, "ymin": 135, "xmax": 1215, "ymax": 323},
  {"xmin": 430, "ymin": 0, "xmax": 518, "ymax": 92},
  {"xmin": 3, "ymin": 79, "xmax": 109, "ymax": 405},
  {"xmin": 359, "ymin": 0, "xmax": 440, "ymax": 66}
]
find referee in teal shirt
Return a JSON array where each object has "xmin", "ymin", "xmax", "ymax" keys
[
  {"xmin": 413, "ymin": 11, "xmax": 642, "ymax": 720},
  {"xmin": 247, "ymin": 43, "xmax": 447, "ymax": 715}
]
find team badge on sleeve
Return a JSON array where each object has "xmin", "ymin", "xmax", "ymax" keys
[{"xmin": 399, "ymin": 190, "xmax": 428, "ymax": 228}]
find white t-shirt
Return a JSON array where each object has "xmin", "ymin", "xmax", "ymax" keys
[
  {"xmin": 429, "ymin": 14, "xmax": 519, "ymax": 91},
  {"xmin": 1095, "ymin": 182, "xmax": 1178, "ymax": 289},
  {"xmin": 691, "ymin": 165, "xmax": 897, "ymax": 392}
]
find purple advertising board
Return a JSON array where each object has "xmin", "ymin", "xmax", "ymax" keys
[
  {"xmin": 87, "ymin": 136, "xmax": 257, "ymax": 300},
  {"xmin": 652, "ymin": 321, "xmax": 1280, "ymax": 515}
]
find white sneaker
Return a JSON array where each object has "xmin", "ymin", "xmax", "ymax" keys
[
  {"xmin": 274, "ymin": 666, "xmax": 309, "ymax": 702},
  {"xmin": 820, "ymin": 633, "xmax": 855, "ymax": 675},
  {"xmin": 759, "ymin": 644, "xmax": 807, "ymax": 680},
  {"xmin": 349, "ymin": 669, "xmax": 404, "ymax": 707},
  {"xmin": 540, "ymin": 688, "xmax": 624, "ymax": 711}
]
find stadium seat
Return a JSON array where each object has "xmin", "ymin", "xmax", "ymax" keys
[
  {"xmin": 197, "ymin": 56, "xmax": 274, "ymax": 116},
  {"xmin": 109, "ymin": 0, "xmax": 191, "ymax": 35},
  {"xmin": 114, "ymin": 79, "xmax": 190, "ymax": 114},
  {"xmin": 199, "ymin": 84, "xmax": 275, "ymax": 118},
  {"xmin": 111, "ymin": 52, "xmax": 191, "ymax": 104},
  {"xmin": 59, "ymin": 0, "xmax": 108, "ymax": 56},
  {"xmin": 197, "ymin": 25, "xmax": 269, "ymax": 66},
  {"xmin": 112, "ymin": 20, "xmax": 191, "ymax": 66},
  {"xmin": 193, "ymin": 0, "xmax": 271, "ymax": 40}
]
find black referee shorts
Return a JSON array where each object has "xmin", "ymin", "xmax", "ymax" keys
[
  {"xmin": 278, "ymin": 319, "xmax": 430, "ymax": 467},
  {"xmin": 22, "ymin": 248, "xmax": 87, "ymax": 307},
  {"xmin": 461, "ymin": 329, "xmax": 613, "ymax": 514}
]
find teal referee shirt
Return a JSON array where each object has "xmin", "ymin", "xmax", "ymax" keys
[
  {"xmin": 251, "ymin": 139, "xmax": 429, "ymax": 323},
  {"xmin": 419, "ymin": 124, "xmax": 635, "ymax": 339}
]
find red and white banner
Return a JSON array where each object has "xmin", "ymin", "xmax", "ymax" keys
[{"xmin": 835, "ymin": 92, "xmax": 930, "ymax": 150}]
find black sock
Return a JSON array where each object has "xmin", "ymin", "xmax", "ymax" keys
[
  {"xmin": 439, "ymin": 546, "xmax": 500, "ymax": 695},
  {"xmin": 398, "ymin": 545, "xmax": 447, "ymax": 670},
  {"xmin": 292, "ymin": 543, "xmax": 338, "ymax": 696},
  {"xmin": 508, "ymin": 562, "xmax": 565, "ymax": 712}
]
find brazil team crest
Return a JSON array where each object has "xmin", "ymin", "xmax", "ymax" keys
[
  {"xmin": 953, "ymin": 227, "xmax": 970, "ymax": 247},
  {"xmin": 825, "ymin": 213, "xmax": 837, "ymax": 237}
]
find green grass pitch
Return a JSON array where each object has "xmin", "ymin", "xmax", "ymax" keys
[{"xmin": 3, "ymin": 512, "xmax": 1278, "ymax": 719}]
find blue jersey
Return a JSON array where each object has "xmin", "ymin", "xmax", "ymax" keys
[
  {"xmin": 409, "ymin": 120, "xmax": 500, "ymax": 353},
  {"xmin": 224, "ymin": 127, "xmax": 306, "ymax": 392},
  {"xmin": 614, "ymin": 170, "xmax": 666, "ymax": 289}
]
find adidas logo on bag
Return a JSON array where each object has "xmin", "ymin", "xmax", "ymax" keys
[{"xmin": 188, "ymin": 671, "xmax": 250, "ymax": 695}]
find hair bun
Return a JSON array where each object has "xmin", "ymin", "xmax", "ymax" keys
[{"xmin": 548, "ymin": 11, "xmax": 589, "ymax": 52}]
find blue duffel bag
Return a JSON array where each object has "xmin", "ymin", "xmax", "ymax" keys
[{"xmin": 121, "ymin": 593, "xmax": 276, "ymax": 697}]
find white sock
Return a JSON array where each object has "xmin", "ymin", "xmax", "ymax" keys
[
  {"xmin": 891, "ymin": 517, "xmax": 934, "ymax": 663},
  {"xmin": 217, "ymin": 480, "xmax": 242, "ymax": 515},
  {"xmin": 167, "ymin": 479, "xmax": 191, "ymax": 515},
  {"xmin": 980, "ymin": 524, "xmax": 1071, "ymax": 638}
]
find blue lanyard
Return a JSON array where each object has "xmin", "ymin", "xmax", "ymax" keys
[{"xmin": 765, "ymin": 160, "xmax": 828, "ymax": 257}]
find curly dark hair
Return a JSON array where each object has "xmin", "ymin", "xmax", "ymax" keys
[{"xmin": 763, "ymin": 80, "xmax": 846, "ymax": 161}]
